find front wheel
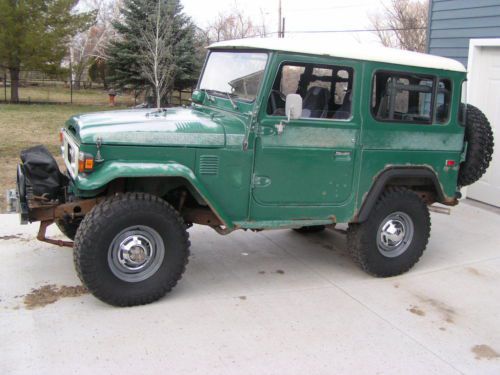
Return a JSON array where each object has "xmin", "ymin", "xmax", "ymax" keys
[
  {"xmin": 73, "ymin": 193, "xmax": 190, "ymax": 306},
  {"xmin": 347, "ymin": 188, "xmax": 430, "ymax": 277}
]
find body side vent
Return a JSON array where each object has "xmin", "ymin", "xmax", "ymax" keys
[{"xmin": 199, "ymin": 155, "xmax": 219, "ymax": 176}]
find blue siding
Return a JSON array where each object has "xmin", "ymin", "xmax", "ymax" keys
[{"xmin": 427, "ymin": 0, "xmax": 500, "ymax": 67}]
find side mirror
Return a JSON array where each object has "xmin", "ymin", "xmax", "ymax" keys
[
  {"xmin": 191, "ymin": 90, "xmax": 205, "ymax": 104},
  {"xmin": 285, "ymin": 94, "xmax": 302, "ymax": 121}
]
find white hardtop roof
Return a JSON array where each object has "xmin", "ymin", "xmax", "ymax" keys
[{"xmin": 209, "ymin": 38, "xmax": 466, "ymax": 73}]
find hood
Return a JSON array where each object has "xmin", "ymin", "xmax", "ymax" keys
[{"xmin": 66, "ymin": 107, "xmax": 246, "ymax": 148}]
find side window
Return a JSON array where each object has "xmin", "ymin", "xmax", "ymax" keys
[
  {"xmin": 372, "ymin": 72, "xmax": 434, "ymax": 123},
  {"xmin": 458, "ymin": 80, "xmax": 467, "ymax": 125},
  {"xmin": 267, "ymin": 62, "xmax": 354, "ymax": 120},
  {"xmin": 436, "ymin": 79, "xmax": 452, "ymax": 123}
]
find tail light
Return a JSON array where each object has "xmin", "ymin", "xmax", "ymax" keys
[{"xmin": 78, "ymin": 152, "xmax": 94, "ymax": 173}]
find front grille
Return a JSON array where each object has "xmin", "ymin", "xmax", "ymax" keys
[
  {"xmin": 62, "ymin": 129, "xmax": 79, "ymax": 179},
  {"xmin": 199, "ymin": 155, "xmax": 219, "ymax": 176}
]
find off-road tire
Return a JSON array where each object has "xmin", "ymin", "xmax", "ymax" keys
[
  {"xmin": 55, "ymin": 218, "xmax": 81, "ymax": 240},
  {"xmin": 347, "ymin": 188, "xmax": 430, "ymax": 277},
  {"xmin": 458, "ymin": 104, "xmax": 494, "ymax": 187},
  {"xmin": 293, "ymin": 225, "xmax": 326, "ymax": 233},
  {"xmin": 73, "ymin": 192, "xmax": 190, "ymax": 307}
]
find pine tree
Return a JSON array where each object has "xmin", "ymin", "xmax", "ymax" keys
[
  {"xmin": 0, "ymin": 0, "xmax": 95, "ymax": 102},
  {"xmin": 107, "ymin": 0, "xmax": 198, "ymax": 101}
]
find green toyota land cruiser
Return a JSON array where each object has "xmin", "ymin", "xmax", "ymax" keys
[{"xmin": 16, "ymin": 38, "xmax": 494, "ymax": 306}]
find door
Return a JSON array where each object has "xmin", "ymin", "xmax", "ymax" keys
[
  {"xmin": 250, "ymin": 57, "xmax": 360, "ymax": 215},
  {"xmin": 467, "ymin": 45, "xmax": 500, "ymax": 207}
]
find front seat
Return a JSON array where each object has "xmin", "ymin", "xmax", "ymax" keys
[
  {"xmin": 301, "ymin": 87, "xmax": 330, "ymax": 118},
  {"xmin": 333, "ymin": 90, "xmax": 352, "ymax": 119}
]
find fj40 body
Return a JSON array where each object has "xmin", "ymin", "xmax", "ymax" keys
[{"xmin": 16, "ymin": 38, "xmax": 494, "ymax": 306}]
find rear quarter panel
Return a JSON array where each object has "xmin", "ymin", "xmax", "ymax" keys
[{"xmin": 355, "ymin": 62, "xmax": 466, "ymax": 213}]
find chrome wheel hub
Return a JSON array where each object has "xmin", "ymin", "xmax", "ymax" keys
[
  {"xmin": 377, "ymin": 212, "xmax": 414, "ymax": 258},
  {"xmin": 108, "ymin": 226, "xmax": 165, "ymax": 282}
]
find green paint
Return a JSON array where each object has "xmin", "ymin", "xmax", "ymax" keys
[{"xmin": 63, "ymin": 49, "xmax": 466, "ymax": 230}]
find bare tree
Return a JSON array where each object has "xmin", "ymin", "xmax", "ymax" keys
[
  {"xmin": 370, "ymin": 0, "xmax": 428, "ymax": 52},
  {"xmin": 137, "ymin": 0, "xmax": 176, "ymax": 108},
  {"xmin": 205, "ymin": 4, "xmax": 267, "ymax": 43},
  {"xmin": 70, "ymin": 0, "xmax": 121, "ymax": 86}
]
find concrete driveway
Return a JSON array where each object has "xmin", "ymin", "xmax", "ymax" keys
[{"xmin": 1, "ymin": 200, "xmax": 499, "ymax": 375}]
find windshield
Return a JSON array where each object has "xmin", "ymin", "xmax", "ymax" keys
[{"xmin": 199, "ymin": 51, "xmax": 268, "ymax": 102}]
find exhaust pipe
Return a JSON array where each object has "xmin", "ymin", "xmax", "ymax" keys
[{"xmin": 429, "ymin": 205, "xmax": 451, "ymax": 215}]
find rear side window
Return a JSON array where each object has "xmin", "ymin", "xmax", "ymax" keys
[
  {"xmin": 436, "ymin": 79, "xmax": 452, "ymax": 123},
  {"xmin": 372, "ymin": 71, "xmax": 435, "ymax": 124}
]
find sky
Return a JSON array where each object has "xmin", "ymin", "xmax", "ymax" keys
[{"xmin": 182, "ymin": 0, "xmax": 391, "ymax": 45}]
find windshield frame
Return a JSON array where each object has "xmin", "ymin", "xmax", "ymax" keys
[{"xmin": 197, "ymin": 49, "xmax": 270, "ymax": 104}]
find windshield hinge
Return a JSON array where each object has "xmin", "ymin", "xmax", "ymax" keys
[{"xmin": 243, "ymin": 105, "xmax": 260, "ymax": 151}]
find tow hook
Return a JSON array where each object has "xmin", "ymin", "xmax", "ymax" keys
[{"xmin": 37, "ymin": 220, "xmax": 74, "ymax": 248}]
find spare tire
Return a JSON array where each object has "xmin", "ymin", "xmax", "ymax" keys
[{"xmin": 458, "ymin": 104, "xmax": 495, "ymax": 187}]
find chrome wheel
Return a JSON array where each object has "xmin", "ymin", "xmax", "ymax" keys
[
  {"xmin": 376, "ymin": 212, "xmax": 414, "ymax": 258},
  {"xmin": 108, "ymin": 225, "xmax": 165, "ymax": 282}
]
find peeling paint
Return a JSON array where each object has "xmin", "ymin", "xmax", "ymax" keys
[{"xmin": 263, "ymin": 127, "xmax": 356, "ymax": 148}]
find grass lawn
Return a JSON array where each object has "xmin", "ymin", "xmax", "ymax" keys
[
  {"xmin": 2, "ymin": 85, "xmax": 138, "ymax": 106},
  {"xmin": 0, "ymin": 103, "xmax": 129, "ymax": 212}
]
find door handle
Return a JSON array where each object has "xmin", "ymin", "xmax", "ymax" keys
[{"xmin": 333, "ymin": 151, "xmax": 352, "ymax": 161}]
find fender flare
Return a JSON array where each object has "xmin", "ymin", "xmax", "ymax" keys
[
  {"xmin": 74, "ymin": 161, "xmax": 233, "ymax": 228},
  {"xmin": 355, "ymin": 166, "xmax": 447, "ymax": 223}
]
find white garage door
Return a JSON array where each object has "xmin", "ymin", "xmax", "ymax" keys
[{"xmin": 467, "ymin": 44, "xmax": 500, "ymax": 207}]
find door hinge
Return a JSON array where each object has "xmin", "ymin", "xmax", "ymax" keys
[{"xmin": 251, "ymin": 174, "xmax": 271, "ymax": 188}]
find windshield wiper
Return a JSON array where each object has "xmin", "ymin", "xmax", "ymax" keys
[
  {"xmin": 201, "ymin": 89, "xmax": 215, "ymax": 103},
  {"xmin": 206, "ymin": 90, "xmax": 239, "ymax": 111},
  {"xmin": 224, "ymin": 92, "xmax": 239, "ymax": 111}
]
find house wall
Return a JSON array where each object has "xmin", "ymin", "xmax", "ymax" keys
[{"xmin": 427, "ymin": 0, "xmax": 500, "ymax": 67}]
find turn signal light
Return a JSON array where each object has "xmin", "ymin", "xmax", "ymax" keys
[{"xmin": 78, "ymin": 152, "xmax": 94, "ymax": 173}]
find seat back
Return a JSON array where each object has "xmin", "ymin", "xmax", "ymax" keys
[
  {"xmin": 301, "ymin": 87, "xmax": 330, "ymax": 118},
  {"xmin": 333, "ymin": 90, "xmax": 352, "ymax": 119}
]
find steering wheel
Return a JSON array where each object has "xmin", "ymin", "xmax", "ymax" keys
[
  {"xmin": 269, "ymin": 90, "xmax": 286, "ymax": 114},
  {"xmin": 271, "ymin": 89, "xmax": 286, "ymax": 101}
]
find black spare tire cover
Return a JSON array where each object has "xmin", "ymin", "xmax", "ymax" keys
[
  {"xmin": 458, "ymin": 104, "xmax": 495, "ymax": 187},
  {"xmin": 20, "ymin": 145, "xmax": 68, "ymax": 200}
]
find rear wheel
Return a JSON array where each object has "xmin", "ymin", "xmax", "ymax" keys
[
  {"xmin": 74, "ymin": 193, "xmax": 190, "ymax": 306},
  {"xmin": 347, "ymin": 189, "xmax": 430, "ymax": 277}
]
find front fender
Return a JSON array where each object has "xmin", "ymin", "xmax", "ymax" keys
[{"xmin": 74, "ymin": 161, "xmax": 233, "ymax": 228}]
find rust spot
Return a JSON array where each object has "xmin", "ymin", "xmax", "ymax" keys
[
  {"xmin": 441, "ymin": 197, "xmax": 459, "ymax": 206},
  {"xmin": 472, "ymin": 345, "xmax": 500, "ymax": 360},
  {"xmin": 23, "ymin": 284, "xmax": 88, "ymax": 310}
]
